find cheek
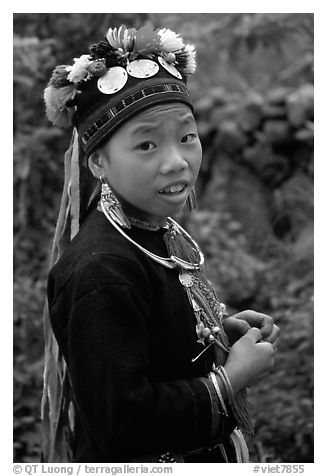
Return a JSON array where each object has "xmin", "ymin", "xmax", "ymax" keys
[
  {"xmin": 106, "ymin": 159, "xmax": 150, "ymax": 197},
  {"xmin": 103, "ymin": 152, "xmax": 130, "ymax": 184},
  {"xmin": 189, "ymin": 141, "xmax": 203, "ymax": 174}
]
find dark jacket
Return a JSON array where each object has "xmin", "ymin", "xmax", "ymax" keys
[{"xmin": 47, "ymin": 208, "xmax": 237, "ymax": 462}]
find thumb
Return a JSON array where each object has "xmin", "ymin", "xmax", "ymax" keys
[{"xmin": 244, "ymin": 327, "xmax": 262, "ymax": 343}]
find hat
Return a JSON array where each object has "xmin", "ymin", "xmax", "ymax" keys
[{"xmin": 44, "ymin": 25, "xmax": 196, "ymax": 156}]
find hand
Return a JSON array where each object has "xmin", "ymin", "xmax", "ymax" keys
[
  {"xmin": 224, "ymin": 327, "xmax": 276, "ymax": 393},
  {"xmin": 223, "ymin": 310, "xmax": 280, "ymax": 346},
  {"xmin": 222, "ymin": 316, "xmax": 250, "ymax": 345}
]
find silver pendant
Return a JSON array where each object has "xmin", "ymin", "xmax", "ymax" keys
[
  {"xmin": 97, "ymin": 66, "xmax": 128, "ymax": 94},
  {"xmin": 126, "ymin": 59, "xmax": 159, "ymax": 79},
  {"xmin": 158, "ymin": 56, "xmax": 182, "ymax": 79},
  {"xmin": 191, "ymin": 297, "xmax": 201, "ymax": 312},
  {"xmin": 179, "ymin": 271, "xmax": 194, "ymax": 287}
]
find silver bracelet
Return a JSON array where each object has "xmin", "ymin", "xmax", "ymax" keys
[
  {"xmin": 209, "ymin": 371, "xmax": 228, "ymax": 416},
  {"xmin": 215, "ymin": 365, "xmax": 236, "ymax": 408}
]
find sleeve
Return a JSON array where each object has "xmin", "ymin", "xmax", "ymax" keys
[{"xmin": 52, "ymin": 255, "xmax": 236, "ymax": 459}]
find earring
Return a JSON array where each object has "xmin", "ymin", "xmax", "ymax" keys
[
  {"xmin": 100, "ymin": 175, "xmax": 131, "ymax": 229},
  {"xmin": 186, "ymin": 186, "xmax": 197, "ymax": 212}
]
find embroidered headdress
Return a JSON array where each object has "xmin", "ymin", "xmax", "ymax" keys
[{"xmin": 44, "ymin": 24, "xmax": 196, "ymax": 156}]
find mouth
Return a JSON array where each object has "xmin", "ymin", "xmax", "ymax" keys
[{"xmin": 158, "ymin": 182, "xmax": 188, "ymax": 196}]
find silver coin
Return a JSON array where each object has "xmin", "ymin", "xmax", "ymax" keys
[
  {"xmin": 126, "ymin": 59, "xmax": 159, "ymax": 79},
  {"xmin": 97, "ymin": 66, "xmax": 128, "ymax": 94},
  {"xmin": 158, "ymin": 56, "xmax": 182, "ymax": 79},
  {"xmin": 179, "ymin": 271, "xmax": 194, "ymax": 288}
]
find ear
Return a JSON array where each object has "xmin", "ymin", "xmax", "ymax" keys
[{"xmin": 88, "ymin": 151, "xmax": 104, "ymax": 179}]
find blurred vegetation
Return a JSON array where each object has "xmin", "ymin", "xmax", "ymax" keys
[{"xmin": 13, "ymin": 13, "xmax": 313, "ymax": 463}]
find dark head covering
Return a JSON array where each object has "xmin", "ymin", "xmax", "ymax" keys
[{"xmin": 44, "ymin": 25, "xmax": 196, "ymax": 156}]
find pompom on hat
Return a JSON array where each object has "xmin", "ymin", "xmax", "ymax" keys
[{"xmin": 44, "ymin": 24, "xmax": 196, "ymax": 156}]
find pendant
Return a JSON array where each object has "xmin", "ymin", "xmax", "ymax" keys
[
  {"xmin": 191, "ymin": 297, "xmax": 201, "ymax": 312},
  {"xmin": 179, "ymin": 271, "xmax": 194, "ymax": 287}
]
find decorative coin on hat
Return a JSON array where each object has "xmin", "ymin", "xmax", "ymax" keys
[
  {"xmin": 97, "ymin": 66, "xmax": 128, "ymax": 94},
  {"xmin": 126, "ymin": 59, "xmax": 159, "ymax": 78}
]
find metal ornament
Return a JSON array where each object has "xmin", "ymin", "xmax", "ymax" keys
[
  {"xmin": 126, "ymin": 59, "xmax": 159, "ymax": 79},
  {"xmin": 179, "ymin": 271, "xmax": 194, "ymax": 288},
  {"xmin": 158, "ymin": 56, "xmax": 182, "ymax": 79},
  {"xmin": 97, "ymin": 66, "xmax": 128, "ymax": 94}
]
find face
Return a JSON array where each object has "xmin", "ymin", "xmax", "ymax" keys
[{"xmin": 96, "ymin": 103, "xmax": 202, "ymax": 226}]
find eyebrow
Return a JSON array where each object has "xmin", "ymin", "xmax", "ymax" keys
[
  {"xmin": 130, "ymin": 112, "xmax": 196, "ymax": 136},
  {"xmin": 130, "ymin": 123, "xmax": 159, "ymax": 136}
]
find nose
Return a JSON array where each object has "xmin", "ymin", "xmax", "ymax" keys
[{"xmin": 159, "ymin": 145, "xmax": 188, "ymax": 175}]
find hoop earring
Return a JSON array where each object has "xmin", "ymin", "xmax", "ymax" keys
[
  {"xmin": 100, "ymin": 175, "xmax": 131, "ymax": 229},
  {"xmin": 186, "ymin": 186, "xmax": 197, "ymax": 212}
]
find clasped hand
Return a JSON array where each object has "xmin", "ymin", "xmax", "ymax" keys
[
  {"xmin": 222, "ymin": 310, "xmax": 280, "ymax": 348},
  {"xmin": 222, "ymin": 310, "xmax": 280, "ymax": 392}
]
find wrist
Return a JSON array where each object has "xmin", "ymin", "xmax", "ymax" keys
[{"xmin": 223, "ymin": 362, "xmax": 245, "ymax": 394}]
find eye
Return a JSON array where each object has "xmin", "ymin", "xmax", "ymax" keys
[
  {"xmin": 136, "ymin": 141, "xmax": 156, "ymax": 151},
  {"xmin": 181, "ymin": 133, "xmax": 197, "ymax": 143}
]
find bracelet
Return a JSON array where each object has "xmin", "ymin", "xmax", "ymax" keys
[
  {"xmin": 209, "ymin": 371, "xmax": 228, "ymax": 416},
  {"xmin": 213, "ymin": 365, "xmax": 254, "ymax": 435},
  {"xmin": 213, "ymin": 365, "xmax": 236, "ymax": 408}
]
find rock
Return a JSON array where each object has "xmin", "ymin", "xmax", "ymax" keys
[
  {"xmin": 274, "ymin": 172, "xmax": 313, "ymax": 239},
  {"xmin": 242, "ymin": 143, "xmax": 290, "ymax": 186},
  {"xmin": 286, "ymin": 83, "xmax": 314, "ymax": 127},
  {"xmin": 292, "ymin": 224, "xmax": 313, "ymax": 259},
  {"xmin": 201, "ymin": 155, "xmax": 275, "ymax": 257},
  {"xmin": 196, "ymin": 118, "xmax": 215, "ymax": 139},
  {"xmin": 266, "ymin": 86, "xmax": 292, "ymax": 105},
  {"xmin": 209, "ymin": 86, "xmax": 228, "ymax": 105},
  {"xmin": 262, "ymin": 103, "xmax": 286, "ymax": 119},
  {"xmin": 188, "ymin": 208, "xmax": 267, "ymax": 304},
  {"xmin": 263, "ymin": 119, "xmax": 292, "ymax": 145},
  {"xmin": 294, "ymin": 126, "xmax": 314, "ymax": 142},
  {"xmin": 210, "ymin": 103, "xmax": 238, "ymax": 126},
  {"xmin": 194, "ymin": 95, "xmax": 215, "ymax": 115},
  {"xmin": 237, "ymin": 92, "xmax": 264, "ymax": 132},
  {"xmin": 215, "ymin": 120, "xmax": 248, "ymax": 154},
  {"xmin": 242, "ymin": 145, "xmax": 259, "ymax": 164}
]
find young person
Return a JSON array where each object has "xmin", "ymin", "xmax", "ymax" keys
[{"xmin": 42, "ymin": 24, "xmax": 279, "ymax": 463}]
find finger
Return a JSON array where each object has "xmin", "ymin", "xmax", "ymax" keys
[
  {"xmin": 222, "ymin": 316, "xmax": 236, "ymax": 330},
  {"xmin": 263, "ymin": 325, "xmax": 280, "ymax": 344},
  {"xmin": 244, "ymin": 327, "xmax": 262, "ymax": 343},
  {"xmin": 272, "ymin": 337, "xmax": 280, "ymax": 351},
  {"xmin": 256, "ymin": 342, "xmax": 276, "ymax": 370},
  {"xmin": 223, "ymin": 317, "xmax": 251, "ymax": 335},
  {"xmin": 232, "ymin": 311, "xmax": 274, "ymax": 337},
  {"xmin": 259, "ymin": 316, "xmax": 275, "ymax": 338},
  {"xmin": 237, "ymin": 319, "xmax": 251, "ymax": 335}
]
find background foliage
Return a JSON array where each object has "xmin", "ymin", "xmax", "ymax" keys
[{"xmin": 13, "ymin": 13, "xmax": 313, "ymax": 463}]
